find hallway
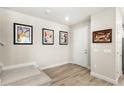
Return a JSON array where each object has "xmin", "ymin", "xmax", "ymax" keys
[{"xmin": 43, "ymin": 63, "xmax": 112, "ymax": 86}]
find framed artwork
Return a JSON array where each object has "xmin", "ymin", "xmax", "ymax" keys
[
  {"xmin": 42, "ymin": 28, "xmax": 54, "ymax": 45},
  {"xmin": 59, "ymin": 31, "xmax": 68, "ymax": 45},
  {"xmin": 93, "ymin": 29, "xmax": 112, "ymax": 43},
  {"xmin": 14, "ymin": 23, "xmax": 33, "ymax": 45}
]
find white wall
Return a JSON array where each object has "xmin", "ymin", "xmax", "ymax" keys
[
  {"xmin": 115, "ymin": 8, "xmax": 123, "ymax": 77},
  {"xmin": 0, "ymin": 11, "xmax": 2, "ymax": 62},
  {"xmin": 0, "ymin": 8, "xmax": 71, "ymax": 68},
  {"xmin": 91, "ymin": 8, "xmax": 118, "ymax": 83},
  {"xmin": 70, "ymin": 20, "xmax": 90, "ymax": 68},
  {"xmin": 0, "ymin": 13, "xmax": 1, "ymax": 42}
]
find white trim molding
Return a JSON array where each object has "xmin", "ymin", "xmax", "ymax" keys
[
  {"xmin": 2, "ymin": 62, "xmax": 37, "ymax": 71},
  {"xmin": 40, "ymin": 61, "xmax": 69, "ymax": 70},
  {"xmin": 0, "ymin": 62, "xmax": 4, "ymax": 67},
  {"xmin": 115, "ymin": 72, "xmax": 121, "ymax": 85},
  {"xmin": 0, "ymin": 62, "xmax": 3, "ymax": 86},
  {"xmin": 91, "ymin": 71, "xmax": 118, "ymax": 85},
  {"xmin": 0, "ymin": 41, "xmax": 5, "ymax": 46},
  {"xmin": 2, "ymin": 61, "xmax": 70, "ymax": 71},
  {"xmin": 0, "ymin": 62, "xmax": 4, "ymax": 71},
  {"xmin": 71, "ymin": 61, "xmax": 91, "ymax": 70}
]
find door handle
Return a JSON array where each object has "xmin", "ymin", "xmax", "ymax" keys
[
  {"xmin": 83, "ymin": 49, "xmax": 88, "ymax": 54},
  {"xmin": 84, "ymin": 51, "xmax": 88, "ymax": 54}
]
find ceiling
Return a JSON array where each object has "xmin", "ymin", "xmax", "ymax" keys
[{"xmin": 5, "ymin": 7, "xmax": 106, "ymax": 26}]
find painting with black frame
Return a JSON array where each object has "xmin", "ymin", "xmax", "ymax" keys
[
  {"xmin": 42, "ymin": 28, "xmax": 54, "ymax": 45},
  {"xmin": 59, "ymin": 31, "xmax": 68, "ymax": 45},
  {"xmin": 14, "ymin": 23, "xmax": 33, "ymax": 45}
]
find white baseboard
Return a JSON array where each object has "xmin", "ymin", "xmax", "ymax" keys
[
  {"xmin": 0, "ymin": 41, "xmax": 5, "ymax": 46},
  {"xmin": 2, "ymin": 62, "xmax": 37, "ymax": 71},
  {"xmin": 2, "ymin": 61, "xmax": 70, "ymax": 71},
  {"xmin": 41, "ymin": 61, "xmax": 69, "ymax": 70},
  {"xmin": 0, "ymin": 62, "xmax": 4, "ymax": 67},
  {"xmin": 0, "ymin": 78, "xmax": 1, "ymax": 86},
  {"xmin": 91, "ymin": 72, "xmax": 118, "ymax": 85},
  {"xmin": 86, "ymin": 66, "xmax": 91, "ymax": 70},
  {"xmin": 115, "ymin": 72, "xmax": 121, "ymax": 85},
  {"xmin": 71, "ymin": 61, "xmax": 91, "ymax": 69}
]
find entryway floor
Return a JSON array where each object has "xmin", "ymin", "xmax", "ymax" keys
[{"xmin": 43, "ymin": 63, "xmax": 114, "ymax": 86}]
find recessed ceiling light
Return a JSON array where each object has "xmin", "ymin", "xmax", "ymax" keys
[{"xmin": 65, "ymin": 16, "xmax": 69, "ymax": 21}]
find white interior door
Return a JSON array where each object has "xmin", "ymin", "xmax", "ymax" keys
[{"xmin": 72, "ymin": 23, "xmax": 90, "ymax": 68}]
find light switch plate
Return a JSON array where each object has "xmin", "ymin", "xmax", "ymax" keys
[
  {"xmin": 94, "ymin": 49, "xmax": 98, "ymax": 52},
  {"xmin": 104, "ymin": 49, "xmax": 111, "ymax": 53}
]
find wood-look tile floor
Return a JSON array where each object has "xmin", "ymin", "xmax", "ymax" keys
[{"xmin": 43, "ymin": 63, "xmax": 113, "ymax": 86}]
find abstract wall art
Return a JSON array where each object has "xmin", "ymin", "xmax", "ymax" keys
[
  {"xmin": 14, "ymin": 23, "xmax": 33, "ymax": 45},
  {"xmin": 93, "ymin": 29, "xmax": 112, "ymax": 43},
  {"xmin": 59, "ymin": 31, "xmax": 68, "ymax": 45},
  {"xmin": 42, "ymin": 28, "xmax": 54, "ymax": 45}
]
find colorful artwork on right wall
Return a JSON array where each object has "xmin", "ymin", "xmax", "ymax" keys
[{"xmin": 93, "ymin": 29, "xmax": 112, "ymax": 43}]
